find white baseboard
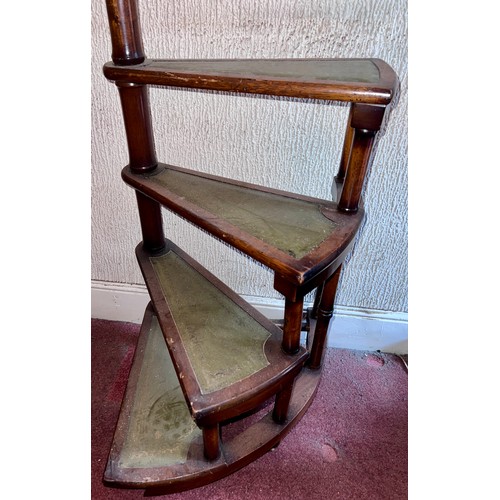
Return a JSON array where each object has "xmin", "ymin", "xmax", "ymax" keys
[{"xmin": 91, "ymin": 280, "xmax": 408, "ymax": 354}]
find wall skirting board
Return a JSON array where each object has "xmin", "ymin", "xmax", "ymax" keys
[{"xmin": 91, "ymin": 280, "xmax": 408, "ymax": 354}]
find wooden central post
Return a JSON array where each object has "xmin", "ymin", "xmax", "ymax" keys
[
  {"xmin": 105, "ymin": 0, "xmax": 165, "ymax": 252},
  {"xmin": 105, "ymin": 0, "xmax": 145, "ymax": 65}
]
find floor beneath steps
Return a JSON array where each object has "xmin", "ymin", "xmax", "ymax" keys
[{"xmin": 92, "ymin": 318, "xmax": 408, "ymax": 500}]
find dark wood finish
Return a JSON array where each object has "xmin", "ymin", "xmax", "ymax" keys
[
  {"xmin": 310, "ymin": 283, "xmax": 325, "ymax": 320},
  {"xmin": 101, "ymin": 0, "xmax": 399, "ymax": 492},
  {"xmin": 351, "ymin": 102, "xmax": 387, "ymax": 131},
  {"xmin": 272, "ymin": 237, "xmax": 355, "ymax": 301},
  {"xmin": 337, "ymin": 129, "xmax": 375, "ymax": 212},
  {"xmin": 104, "ymin": 305, "xmax": 323, "ymax": 493},
  {"xmin": 122, "ymin": 164, "xmax": 364, "ymax": 290},
  {"xmin": 203, "ymin": 426, "xmax": 221, "ymax": 461},
  {"xmin": 336, "ymin": 104, "xmax": 354, "ymax": 183},
  {"xmin": 136, "ymin": 239, "xmax": 308, "ymax": 427},
  {"xmin": 307, "ymin": 264, "xmax": 343, "ymax": 370},
  {"xmin": 135, "ymin": 192, "xmax": 165, "ymax": 252},
  {"xmin": 105, "ymin": 0, "xmax": 145, "ymax": 65},
  {"xmin": 103, "ymin": 58, "xmax": 398, "ymax": 104},
  {"xmin": 272, "ymin": 382, "xmax": 295, "ymax": 424},
  {"xmin": 105, "ymin": 1, "xmax": 163, "ymax": 252},
  {"xmin": 116, "ymin": 83, "xmax": 158, "ymax": 173},
  {"xmin": 282, "ymin": 298, "xmax": 304, "ymax": 354},
  {"xmin": 338, "ymin": 103, "xmax": 387, "ymax": 212}
]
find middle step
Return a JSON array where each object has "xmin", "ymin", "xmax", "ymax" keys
[{"xmin": 136, "ymin": 239, "xmax": 309, "ymax": 428}]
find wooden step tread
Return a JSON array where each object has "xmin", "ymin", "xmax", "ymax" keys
[
  {"xmin": 124, "ymin": 164, "xmax": 364, "ymax": 290},
  {"xmin": 104, "ymin": 58, "xmax": 398, "ymax": 104},
  {"xmin": 104, "ymin": 304, "xmax": 321, "ymax": 492},
  {"xmin": 136, "ymin": 240, "xmax": 308, "ymax": 426}
]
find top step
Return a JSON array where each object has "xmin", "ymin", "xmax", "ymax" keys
[{"xmin": 103, "ymin": 58, "xmax": 398, "ymax": 104}]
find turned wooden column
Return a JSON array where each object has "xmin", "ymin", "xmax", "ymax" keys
[
  {"xmin": 272, "ymin": 382, "xmax": 295, "ymax": 424},
  {"xmin": 203, "ymin": 425, "xmax": 221, "ymax": 461},
  {"xmin": 105, "ymin": 0, "xmax": 165, "ymax": 252},
  {"xmin": 338, "ymin": 103, "xmax": 386, "ymax": 213},
  {"xmin": 135, "ymin": 192, "xmax": 165, "ymax": 252},
  {"xmin": 336, "ymin": 104, "xmax": 355, "ymax": 184},
  {"xmin": 105, "ymin": 0, "xmax": 145, "ymax": 65},
  {"xmin": 116, "ymin": 82, "xmax": 158, "ymax": 173},
  {"xmin": 281, "ymin": 297, "xmax": 304, "ymax": 355},
  {"xmin": 116, "ymin": 82, "xmax": 165, "ymax": 251},
  {"xmin": 307, "ymin": 264, "xmax": 342, "ymax": 370},
  {"xmin": 310, "ymin": 282, "xmax": 325, "ymax": 320}
]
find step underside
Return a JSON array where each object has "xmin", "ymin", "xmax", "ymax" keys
[
  {"xmin": 104, "ymin": 304, "xmax": 322, "ymax": 492},
  {"xmin": 136, "ymin": 240, "xmax": 308, "ymax": 426},
  {"xmin": 124, "ymin": 164, "xmax": 363, "ymax": 291}
]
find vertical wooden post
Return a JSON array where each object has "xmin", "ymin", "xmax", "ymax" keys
[
  {"xmin": 203, "ymin": 425, "xmax": 221, "ymax": 461},
  {"xmin": 310, "ymin": 283, "xmax": 325, "ymax": 320},
  {"xmin": 282, "ymin": 297, "xmax": 304, "ymax": 355},
  {"xmin": 333, "ymin": 104, "xmax": 354, "ymax": 202},
  {"xmin": 135, "ymin": 192, "xmax": 165, "ymax": 252},
  {"xmin": 307, "ymin": 265, "xmax": 342, "ymax": 370},
  {"xmin": 272, "ymin": 382, "xmax": 295, "ymax": 424},
  {"xmin": 106, "ymin": 0, "xmax": 157, "ymax": 171},
  {"xmin": 116, "ymin": 82, "xmax": 158, "ymax": 173},
  {"xmin": 105, "ymin": 0, "xmax": 165, "ymax": 252},
  {"xmin": 336, "ymin": 104, "xmax": 355, "ymax": 183},
  {"xmin": 105, "ymin": 0, "xmax": 145, "ymax": 65},
  {"xmin": 272, "ymin": 293, "xmax": 304, "ymax": 424},
  {"xmin": 338, "ymin": 103, "xmax": 386, "ymax": 213}
]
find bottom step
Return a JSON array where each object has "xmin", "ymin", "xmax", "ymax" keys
[{"xmin": 104, "ymin": 304, "xmax": 321, "ymax": 494}]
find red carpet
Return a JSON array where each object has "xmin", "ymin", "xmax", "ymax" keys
[{"xmin": 91, "ymin": 318, "xmax": 407, "ymax": 499}]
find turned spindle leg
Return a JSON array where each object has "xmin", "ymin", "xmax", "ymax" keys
[
  {"xmin": 338, "ymin": 103, "xmax": 386, "ymax": 213},
  {"xmin": 310, "ymin": 282, "xmax": 325, "ymax": 320},
  {"xmin": 271, "ymin": 295, "xmax": 304, "ymax": 424},
  {"xmin": 308, "ymin": 265, "xmax": 342, "ymax": 370}
]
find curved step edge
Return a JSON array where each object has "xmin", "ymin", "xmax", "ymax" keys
[{"xmin": 103, "ymin": 305, "xmax": 321, "ymax": 494}]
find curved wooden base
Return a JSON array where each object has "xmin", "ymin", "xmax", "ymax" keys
[{"xmin": 103, "ymin": 306, "xmax": 322, "ymax": 495}]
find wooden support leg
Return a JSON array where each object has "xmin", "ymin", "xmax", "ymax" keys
[
  {"xmin": 307, "ymin": 265, "xmax": 342, "ymax": 370},
  {"xmin": 136, "ymin": 191, "xmax": 165, "ymax": 252},
  {"xmin": 269, "ymin": 294, "xmax": 303, "ymax": 423},
  {"xmin": 310, "ymin": 283, "xmax": 325, "ymax": 320},
  {"xmin": 115, "ymin": 81, "xmax": 165, "ymax": 252},
  {"xmin": 338, "ymin": 103, "xmax": 386, "ymax": 213},
  {"xmin": 202, "ymin": 424, "xmax": 220, "ymax": 461},
  {"xmin": 116, "ymin": 83, "xmax": 158, "ymax": 173},
  {"xmin": 272, "ymin": 381, "xmax": 295, "ymax": 424},
  {"xmin": 282, "ymin": 297, "xmax": 304, "ymax": 355},
  {"xmin": 334, "ymin": 104, "xmax": 355, "ymax": 200}
]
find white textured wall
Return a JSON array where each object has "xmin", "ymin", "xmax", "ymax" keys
[{"xmin": 91, "ymin": 0, "xmax": 407, "ymax": 312}]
